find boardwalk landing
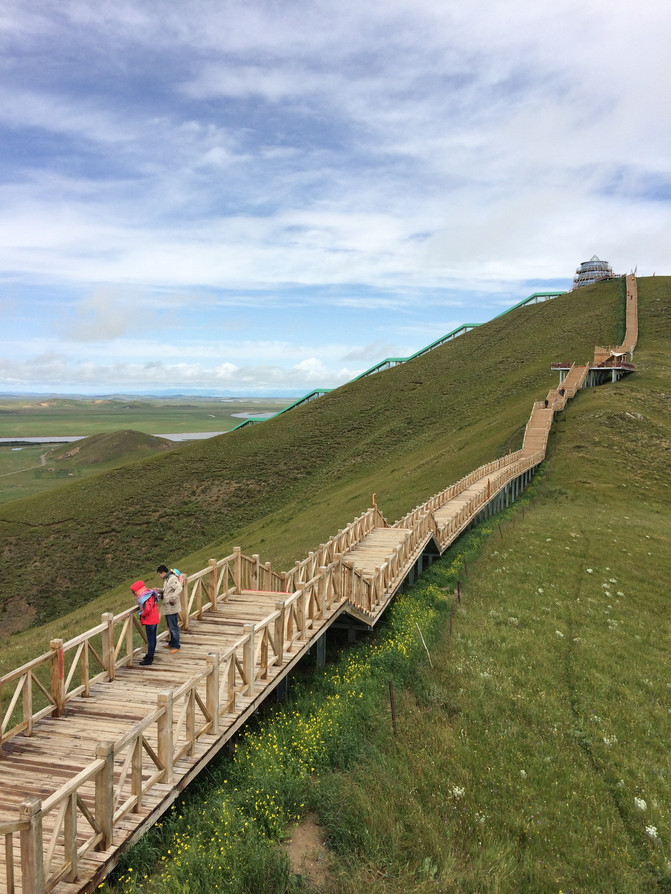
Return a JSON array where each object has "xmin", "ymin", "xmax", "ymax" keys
[{"xmin": 0, "ymin": 276, "xmax": 638, "ymax": 894}]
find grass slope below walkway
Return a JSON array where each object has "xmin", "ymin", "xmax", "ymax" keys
[
  {"xmin": 1, "ymin": 280, "xmax": 629, "ymax": 634},
  {"xmin": 98, "ymin": 276, "xmax": 671, "ymax": 893}
]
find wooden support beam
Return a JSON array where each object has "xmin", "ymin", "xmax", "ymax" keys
[
  {"xmin": 95, "ymin": 742, "xmax": 114, "ymax": 851},
  {"xmin": 19, "ymin": 798, "xmax": 45, "ymax": 894},
  {"xmin": 49, "ymin": 639, "xmax": 65, "ymax": 718}
]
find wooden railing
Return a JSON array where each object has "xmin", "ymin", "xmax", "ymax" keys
[
  {"xmin": 284, "ymin": 506, "xmax": 388, "ymax": 591},
  {"xmin": 0, "ymin": 549, "xmax": 290, "ymax": 754}
]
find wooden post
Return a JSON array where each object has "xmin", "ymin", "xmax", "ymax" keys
[
  {"xmin": 243, "ymin": 624, "xmax": 255, "ymax": 697},
  {"xmin": 82, "ymin": 638, "xmax": 91, "ymax": 695},
  {"xmin": 298, "ymin": 587, "xmax": 307, "ymax": 640},
  {"xmin": 322, "ymin": 566, "xmax": 333, "ymax": 611},
  {"xmin": 226, "ymin": 653, "xmax": 236, "ymax": 714},
  {"xmin": 24, "ymin": 668, "xmax": 34, "ymax": 737},
  {"xmin": 5, "ymin": 827, "xmax": 15, "ymax": 892},
  {"xmin": 19, "ymin": 798, "xmax": 45, "ymax": 894},
  {"xmin": 260, "ymin": 629, "xmax": 268, "ymax": 680},
  {"xmin": 186, "ymin": 688, "xmax": 196, "ymax": 756},
  {"xmin": 233, "ymin": 546, "xmax": 242, "ymax": 593},
  {"xmin": 157, "ymin": 691, "xmax": 174, "ymax": 784},
  {"xmin": 196, "ymin": 575, "xmax": 203, "ymax": 620},
  {"xmin": 274, "ymin": 602, "xmax": 285, "ymax": 666},
  {"xmin": 131, "ymin": 734, "xmax": 143, "ymax": 813},
  {"xmin": 95, "ymin": 742, "xmax": 114, "ymax": 850},
  {"xmin": 64, "ymin": 790, "xmax": 77, "ymax": 881},
  {"xmin": 209, "ymin": 559, "xmax": 218, "ymax": 612},
  {"xmin": 206, "ymin": 653, "xmax": 220, "ymax": 735},
  {"xmin": 125, "ymin": 617, "xmax": 133, "ymax": 670},
  {"xmin": 252, "ymin": 554, "xmax": 260, "ymax": 589},
  {"xmin": 181, "ymin": 573, "xmax": 190, "ymax": 631},
  {"xmin": 49, "ymin": 639, "xmax": 65, "ymax": 718},
  {"xmin": 101, "ymin": 612, "xmax": 115, "ymax": 681}
]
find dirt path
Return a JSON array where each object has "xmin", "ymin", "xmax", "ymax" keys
[{"xmin": 0, "ymin": 451, "xmax": 48, "ymax": 478}]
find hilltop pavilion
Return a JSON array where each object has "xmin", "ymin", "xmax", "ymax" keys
[{"xmin": 572, "ymin": 255, "xmax": 613, "ymax": 288}]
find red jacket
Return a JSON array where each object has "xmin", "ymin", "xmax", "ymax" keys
[{"xmin": 137, "ymin": 589, "xmax": 160, "ymax": 626}]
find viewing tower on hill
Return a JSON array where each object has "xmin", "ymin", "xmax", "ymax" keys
[{"xmin": 572, "ymin": 255, "xmax": 613, "ymax": 288}]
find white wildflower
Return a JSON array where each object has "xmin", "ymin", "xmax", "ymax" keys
[
  {"xmin": 555, "ymin": 630, "xmax": 564, "ymax": 638},
  {"xmin": 617, "ymin": 591, "xmax": 625, "ymax": 597},
  {"xmin": 635, "ymin": 797, "xmax": 647, "ymax": 811},
  {"xmin": 520, "ymin": 769, "xmax": 527, "ymax": 778},
  {"xmin": 451, "ymin": 786, "xmax": 465, "ymax": 798},
  {"xmin": 586, "ymin": 568, "xmax": 593, "ymax": 574},
  {"xmin": 609, "ymin": 578, "xmax": 617, "ymax": 583},
  {"xmin": 645, "ymin": 825, "xmax": 659, "ymax": 840},
  {"xmin": 475, "ymin": 812, "xmax": 486, "ymax": 824},
  {"xmin": 538, "ymin": 587, "xmax": 544, "ymax": 594}
]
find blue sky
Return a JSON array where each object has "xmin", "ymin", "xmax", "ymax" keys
[{"xmin": 1, "ymin": 0, "xmax": 669, "ymax": 395}]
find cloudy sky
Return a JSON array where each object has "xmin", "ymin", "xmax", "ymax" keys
[{"xmin": 1, "ymin": 0, "xmax": 669, "ymax": 395}]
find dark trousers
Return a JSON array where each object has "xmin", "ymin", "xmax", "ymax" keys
[
  {"xmin": 165, "ymin": 612, "xmax": 181, "ymax": 648},
  {"xmin": 145, "ymin": 624, "xmax": 157, "ymax": 659}
]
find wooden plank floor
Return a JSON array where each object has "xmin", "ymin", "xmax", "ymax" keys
[
  {"xmin": 0, "ymin": 460, "xmax": 542, "ymax": 893},
  {"xmin": 0, "ymin": 590, "xmax": 349, "ymax": 894},
  {"xmin": 344, "ymin": 528, "xmax": 413, "ymax": 575}
]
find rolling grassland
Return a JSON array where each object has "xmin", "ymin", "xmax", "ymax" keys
[
  {"xmin": 1, "ymin": 276, "xmax": 669, "ymax": 892},
  {"xmin": 97, "ymin": 277, "xmax": 670, "ymax": 893},
  {"xmin": 0, "ymin": 431, "xmax": 176, "ymax": 505},
  {"xmin": 1, "ymin": 280, "xmax": 624, "ymax": 643},
  {"xmin": 0, "ymin": 396, "xmax": 288, "ymax": 438}
]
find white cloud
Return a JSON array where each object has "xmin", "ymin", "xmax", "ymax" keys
[{"xmin": 0, "ymin": 0, "xmax": 669, "ymax": 393}]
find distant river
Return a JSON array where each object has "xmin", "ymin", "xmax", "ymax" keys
[{"xmin": 0, "ymin": 432, "xmax": 226, "ymax": 445}]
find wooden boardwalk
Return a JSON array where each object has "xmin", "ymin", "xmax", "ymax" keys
[{"xmin": 0, "ymin": 277, "xmax": 638, "ymax": 894}]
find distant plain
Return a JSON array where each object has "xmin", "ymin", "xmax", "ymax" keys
[{"xmin": 0, "ymin": 396, "xmax": 289, "ymax": 504}]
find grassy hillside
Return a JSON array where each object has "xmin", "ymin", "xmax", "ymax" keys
[
  {"xmin": 305, "ymin": 276, "xmax": 671, "ymax": 893},
  {"xmin": 47, "ymin": 430, "xmax": 176, "ymax": 467},
  {"xmin": 0, "ymin": 278, "xmax": 631, "ymax": 635},
  {"xmin": 0, "ymin": 432, "xmax": 176, "ymax": 507},
  {"xmin": 98, "ymin": 275, "xmax": 671, "ymax": 894}
]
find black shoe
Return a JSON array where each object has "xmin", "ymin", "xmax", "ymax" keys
[{"xmin": 139, "ymin": 656, "xmax": 153, "ymax": 666}]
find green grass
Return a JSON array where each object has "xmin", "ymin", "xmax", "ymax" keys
[
  {"xmin": 100, "ymin": 400, "xmax": 671, "ymax": 893},
  {"xmin": 0, "ymin": 280, "xmax": 627, "ymax": 634},
  {"xmin": 0, "ymin": 431, "xmax": 178, "ymax": 506},
  {"xmin": 3, "ymin": 275, "xmax": 671, "ymax": 892},
  {"xmin": 0, "ymin": 396, "xmax": 288, "ymax": 437}
]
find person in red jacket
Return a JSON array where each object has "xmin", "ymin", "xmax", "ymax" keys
[{"xmin": 131, "ymin": 580, "xmax": 160, "ymax": 666}]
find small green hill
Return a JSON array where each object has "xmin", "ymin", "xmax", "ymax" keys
[
  {"xmin": 0, "ymin": 277, "xmax": 667, "ymax": 635},
  {"xmin": 46, "ymin": 430, "xmax": 175, "ymax": 467}
]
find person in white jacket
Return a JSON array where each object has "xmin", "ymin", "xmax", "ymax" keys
[{"xmin": 157, "ymin": 564, "xmax": 183, "ymax": 653}]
